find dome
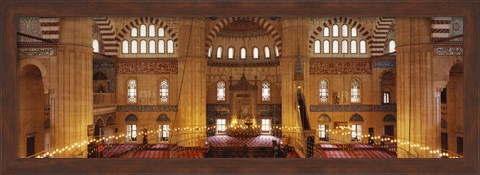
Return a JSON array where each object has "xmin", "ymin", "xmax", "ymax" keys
[{"xmin": 207, "ymin": 17, "xmax": 281, "ymax": 67}]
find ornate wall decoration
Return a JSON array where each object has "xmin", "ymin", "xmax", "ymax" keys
[
  {"xmin": 17, "ymin": 17, "xmax": 42, "ymax": 42},
  {"xmin": 117, "ymin": 61, "xmax": 178, "ymax": 74},
  {"xmin": 257, "ymin": 104, "xmax": 281, "ymax": 117},
  {"xmin": 373, "ymin": 61, "xmax": 396, "ymax": 68},
  {"xmin": 94, "ymin": 61, "xmax": 116, "ymax": 92},
  {"xmin": 207, "ymin": 60, "xmax": 280, "ymax": 67},
  {"xmin": 117, "ymin": 105, "xmax": 178, "ymax": 112},
  {"xmin": 434, "ymin": 47, "xmax": 463, "ymax": 56},
  {"xmin": 310, "ymin": 104, "xmax": 396, "ymax": 112},
  {"xmin": 450, "ymin": 17, "xmax": 464, "ymax": 42},
  {"xmin": 310, "ymin": 62, "xmax": 372, "ymax": 74},
  {"xmin": 206, "ymin": 104, "xmax": 230, "ymax": 118},
  {"xmin": 18, "ymin": 48, "xmax": 55, "ymax": 56},
  {"xmin": 373, "ymin": 104, "xmax": 396, "ymax": 112},
  {"xmin": 94, "ymin": 112, "xmax": 116, "ymax": 126}
]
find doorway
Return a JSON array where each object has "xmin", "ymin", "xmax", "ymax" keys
[
  {"xmin": 26, "ymin": 136, "xmax": 35, "ymax": 157},
  {"xmin": 441, "ymin": 132, "xmax": 448, "ymax": 150},
  {"xmin": 384, "ymin": 125, "xmax": 394, "ymax": 136}
]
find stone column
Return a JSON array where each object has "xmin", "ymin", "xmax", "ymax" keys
[
  {"xmin": 396, "ymin": 17, "xmax": 440, "ymax": 158},
  {"xmin": 50, "ymin": 17, "xmax": 93, "ymax": 158},
  {"xmin": 446, "ymin": 70, "xmax": 463, "ymax": 154},
  {"xmin": 174, "ymin": 18, "xmax": 207, "ymax": 147},
  {"xmin": 280, "ymin": 18, "xmax": 310, "ymax": 157}
]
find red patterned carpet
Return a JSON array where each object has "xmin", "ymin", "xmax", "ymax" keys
[
  {"xmin": 314, "ymin": 143, "xmax": 397, "ymax": 158},
  {"xmin": 206, "ymin": 135, "xmax": 281, "ymax": 147},
  {"xmin": 118, "ymin": 150, "xmax": 170, "ymax": 158}
]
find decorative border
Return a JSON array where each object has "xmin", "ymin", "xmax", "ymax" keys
[
  {"xmin": 310, "ymin": 104, "xmax": 396, "ymax": 112},
  {"xmin": 207, "ymin": 60, "xmax": 280, "ymax": 67},
  {"xmin": 434, "ymin": 47, "xmax": 463, "ymax": 56},
  {"xmin": 18, "ymin": 48, "xmax": 55, "ymax": 56},
  {"xmin": 117, "ymin": 60, "xmax": 178, "ymax": 74},
  {"xmin": 257, "ymin": 104, "xmax": 281, "ymax": 117},
  {"xmin": 373, "ymin": 61, "xmax": 396, "ymax": 68},
  {"xmin": 310, "ymin": 62, "xmax": 372, "ymax": 74},
  {"xmin": 117, "ymin": 105, "xmax": 178, "ymax": 112}
]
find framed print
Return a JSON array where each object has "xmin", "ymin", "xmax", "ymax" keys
[{"xmin": 1, "ymin": 0, "xmax": 479, "ymax": 174}]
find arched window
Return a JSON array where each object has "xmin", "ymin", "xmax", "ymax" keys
[
  {"xmin": 92, "ymin": 39, "xmax": 99, "ymax": 53},
  {"xmin": 158, "ymin": 27, "xmax": 165, "ymax": 37},
  {"xmin": 158, "ymin": 114, "xmax": 170, "ymax": 141},
  {"xmin": 140, "ymin": 40, "xmax": 147, "ymax": 53},
  {"xmin": 332, "ymin": 25, "xmax": 339, "ymax": 37},
  {"xmin": 351, "ymin": 79, "xmax": 361, "ymax": 103},
  {"xmin": 342, "ymin": 24, "xmax": 348, "ymax": 37},
  {"xmin": 125, "ymin": 114, "xmax": 138, "ymax": 141},
  {"xmin": 323, "ymin": 27, "xmax": 329, "ymax": 37},
  {"xmin": 217, "ymin": 81, "xmax": 226, "ymax": 101},
  {"xmin": 319, "ymin": 79, "xmax": 328, "ymax": 103},
  {"xmin": 127, "ymin": 79, "xmax": 137, "ymax": 103},
  {"xmin": 131, "ymin": 40, "xmax": 138, "ymax": 53},
  {"xmin": 122, "ymin": 40, "xmax": 129, "ymax": 54},
  {"xmin": 262, "ymin": 81, "xmax": 271, "ymax": 101},
  {"xmin": 332, "ymin": 40, "xmax": 339, "ymax": 53},
  {"xmin": 149, "ymin": 40, "xmax": 156, "ymax": 53},
  {"xmin": 360, "ymin": 40, "xmax": 367, "ymax": 54},
  {"xmin": 131, "ymin": 28, "xmax": 138, "ymax": 37},
  {"xmin": 275, "ymin": 46, "xmax": 280, "ymax": 57},
  {"xmin": 217, "ymin": 46, "xmax": 223, "ymax": 59},
  {"xmin": 389, "ymin": 40, "xmax": 396, "ymax": 53},
  {"xmin": 208, "ymin": 45, "xmax": 213, "ymax": 58},
  {"xmin": 314, "ymin": 40, "xmax": 321, "ymax": 54},
  {"xmin": 159, "ymin": 79, "xmax": 169, "ymax": 103},
  {"xmin": 253, "ymin": 47, "xmax": 259, "ymax": 59},
  {"xmin": 318, "ymin": 114, "xmax": 331, "ymax": 141},
  {"xmin": 351, "ymin": 40, "xmax": 357, "ymax": 53},
  {"xmin": 381, "ymin": 71, "xmax": 395, "ymax": 104},
  {"xmin": 149, "ymin": 25, "xmax": 155, "ymax": 37},
  {"xmin": 240, "ymin": 47, "xmax": 246, "ymax": 59},
  {"xmin": 140, "ymin": 24, "xmax": 147, "ymax": 37},
  {"xmin": 158, "ymin": 40, "xmax": 165, "ymax": 53},
  {"xmin": 341, "ymin": 40, "xmax": 348, "ymax": 53},
  {"xmin": 350, "ymin": 114, "xmax": 363, "ymax": 142},
  {"xmin": 264, "ymin": 46, "xmax": 271, "ymax": 58},
  {"xmin": 167, "ymin": 40, "xmax": 174, "ymax": 54},
  {"xmin": 323, "ymin": 40, "xmax": 330, "ymax": 53},
  {"xmin": 383, "ymin": 91, "xmax": 391, "ymax": 104},
  {"xmin": 228, "ymin": 47, "xmax": 234, "ymax": 59},
  {"xmin": 351, "ymin": 27, "xmax": 357, "ymax": 37}
]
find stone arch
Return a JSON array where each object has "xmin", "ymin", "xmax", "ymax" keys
[
  {"xmin": 95, "ymin": 117, "xmax": 105, "ymax": 127},
  {"xmin": 309, "ymin": 17, "xmax": 374, "ymax": 52},
  {"xmin": 106, "ymin": 115, "xmax": 115, "ymax": 126},
  {"xmin": 19, "ymin": 58, "xmax": 48, "ymax": 89},
  {"xmin": 370, "ymin": 17, "xmax": 395, "ymax": 56},
  {"xmin": 383, "ymin": 114, "xmax": 396, "ymax": 122},
  {"xmin": 39, "ymin": 17, "xmax": 60, "ymax": 42},
  {"xmin": 93, "ymin": 17, "xmax": 117, "ymax": 56},
  {"xmin": 317, "ymin": 113, "xmax": 331, "ymax": 123},
  {"xmin": 350, "ymin": 113, "xmax": 364, "ymax": 122},
  {"xmin": 157, "ymin": 113, "xmax": 170, "ymax": 123},
  {"xmin": 125, "ymin": 114, "xmax": 138, "ymax": 122},
  {"xmin": 206, "ymin": 17, "xmax": 282, "ymax": 57},
  {"xmin": 115, "ymin": 17, "xmax": 178, "ymax": 45}
]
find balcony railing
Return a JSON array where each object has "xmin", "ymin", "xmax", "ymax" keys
[{"xmin": 93, "ymin": 93, "xmax": 116, "ymax": 108}]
